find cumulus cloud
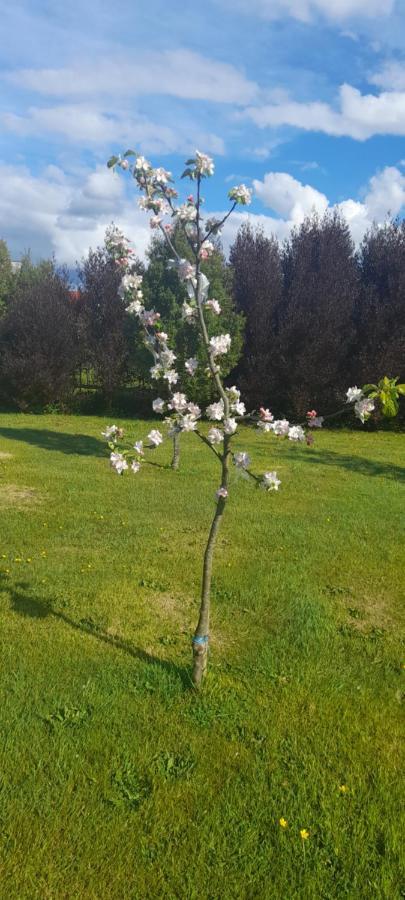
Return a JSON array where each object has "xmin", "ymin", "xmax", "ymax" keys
[
  {"xmin": 2, "ymin": 162, "xmax": 404, "ymax": 267},
  {"xmin": 218, "ymin": 0, "xmax": 394, "ymax": 21},
  {"xmin": 245, "ymin": 83, "xmax": 405, "ymax": 140},
  {"xmin": 1, "ymin": 105, "xmax": 225, "ymax": 155},
  {"xmin": 8, "ymin": 49, "xmax": 258, "ymax": 105},
  {"xmin": 0, "ymin": 162, "xmax": 151, "ymax": 265},
  {"xmin": 249, "ymin": 166, "xmax": 405, "ymax": 244},
  {"xmin": 370, "ymin": 60, "xmax": 405, "ymax": 91}
]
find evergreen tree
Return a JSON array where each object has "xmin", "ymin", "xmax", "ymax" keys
[
  {"xmin": 278, "ymin": 211, "xmax": 358, "ymax": 416},
  {"xmin": 356, "ymin": 220, "xmax": 405, "ymax": 385},
  {"xmin": 229, "ymin": 223, "xmax": 283, "ymax": 408},
  {"xmin": 0, "ymin": 239, "xmax": 14, "ymax": 315},
  {"xmin": 0, "ymin": 258, "xmax": 77, "ymax": 408}
]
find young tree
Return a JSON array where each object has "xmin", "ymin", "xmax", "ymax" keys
[
  {"xmin": 356, "ymin": 221, "xmax": 405, "ymax": 386},
  {"xmin": 278, "ymin": 211, "xmax": 359, "ymax": 417},
  {"xmin": 229, "ymin": 223, "xmax": 283, "ymax": 408},
  {"xmin": 101, "ymin": 150, "xmax": 403, "ymax": 688},
  {"xmin": 0, "ymin": 259, "xmax": 77, "ymax": 408},
  {"xmin": 77, "ymin": 229, "xmax": 143, "ymax": 410}
]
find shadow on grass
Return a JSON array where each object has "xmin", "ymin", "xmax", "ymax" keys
[
  {"xmin": 0, "ymin": 427, "xmax": 106, "ymax": 457},
  {"xmin": 293, "ymin": 447, "xmax": 405, "ymax": 483},
  {"xmin": 0, "ymin": 574, "xmax": 192, "ymax": 689}
]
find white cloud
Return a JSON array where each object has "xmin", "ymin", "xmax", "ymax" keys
[
  {"xmin": 253, "ymin": 171, "xmax": 328, "ymax": 220},
  {"xmin": 250, "ymin": 166, "xmax": 405, "ymax": 245},
  {"xmin": 245, "ymin": 83, "xmax": 405, "ymax": 140},
  {"xmin": 1, "ymin": 105, "xmax": 225, "ymax": 156},
  {"xmin": 218, "ymin": 0, "xmax": 393, "ymax": 21},
  {"xmin": 2, "ymin": 162, "xmax": 404, "ymax": 267},
  {"xmin": 0, "ymin": 162, "xmax": 151, "ymax": 265},
  {"xmin": 370, "ymin": 60, "xmax": 405, "ymax": 90},
  {"xmin": 8, "ymin": 49, "xmax": 258, "ymax": 105}
]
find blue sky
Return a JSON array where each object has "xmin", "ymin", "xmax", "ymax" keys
[{"xmin": 1, "ymin": 0, "xmax": 405, "ymax": 262}]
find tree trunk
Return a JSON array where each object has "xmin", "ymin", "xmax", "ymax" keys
[
  {"xmin": 171, "ymin": 431, "xmax": 180, "ymax": 470},
  {"xmin": 192, "ymin": 434, "xmax": 231, "ymax": 687}
]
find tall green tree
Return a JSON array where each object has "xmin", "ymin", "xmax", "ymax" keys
[
  {"xmin": 278, "ymin": 211, "xmax": 359, "ymax": 417},
  {"xmin": 356, "ymin": 220, "xmax": 405, "ymax": 386},
  {"xmin": 0, "ymin": 258, "xmax": 77, "ymax": 408},
  {"xmin": 0, "ymin": 239, "xmax": 14, "ymax": 315},
  {"xmin": 229, "ymin": 223, "xmax": 283, "ymax": 409},
  {"xmin": 143, "ymin": 227, "xmax": 244, "ymax": 405}
]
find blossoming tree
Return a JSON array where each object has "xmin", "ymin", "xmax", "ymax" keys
[{"xmin": 103, "ymin": 149, "xmax": 404, "ymax": 687}]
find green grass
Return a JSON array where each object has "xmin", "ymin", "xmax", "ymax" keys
[{"xmin": 0, "ymin": 413, "xmax": 404, "ymax": 899}]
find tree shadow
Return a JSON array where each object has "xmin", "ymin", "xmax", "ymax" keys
[
  {"xmin": 0, "ymin": 574, "xmax": 192, "ymax": 689},
  {"xmin": 292, "ymin": 447, "xmax": 405, "ymax": 483},
  {"xmin": 0, "ymin": 427, "xmax": 106, "ymax": 457}
]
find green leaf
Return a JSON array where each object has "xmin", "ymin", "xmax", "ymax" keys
[
  {"xmin": 362, "ymin": 383, "xmax": 378, "ymax": 392},
  {"xmin": 396, "ymin": 384, "xmax": 405, "ymax": 395},
  {"xmin": 380, "ymin": 393, "xmax": 398, "ymax": 417},
  {"xmin": 107, "ymin": 156, "xmax": 119, "ymax": 169},
  {"xmin": 185, "ymin": 158, "xmax": 195, "ymax": 165},
  {"xmin": 181, "ymin": 168, "xmax": 193, "ymax": 179},
  {"xmin": 123, "ymin": 149, "xmax": 136, "ymax": 157}
]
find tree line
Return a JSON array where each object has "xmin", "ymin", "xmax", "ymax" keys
[{"xmin": 0, "ymin": 211, "xmax": 403, "ymax": 419}]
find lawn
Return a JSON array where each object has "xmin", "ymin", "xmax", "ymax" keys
[{"xmin": 0, "ymin": 413, "xmax": 404, "ymax": 899}]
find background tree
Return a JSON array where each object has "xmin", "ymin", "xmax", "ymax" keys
[
  {"xmin": 356, "ymin": 220, "xmax": 405, "ymax": 388},
  {"xmin": 0, "ymin": 239, "xmax": 14, "ymax": 316},
  {"xmin": 277, "ymin": 210, "xmax": 359, "ymax": 417},
  {"xmin": 0, "ymin": 258, "xmax": 77, "ymax": 408},
  {"xmin": 77, "ymin": 229, "xmax": 143, "ymax": 410},
  {"xmin": 143, "ymin": 226, "xmax": 244, "ymax": 405},
  {"xmin": 229, "ymin": 223, "xmax": 283, "ymax": 409}
]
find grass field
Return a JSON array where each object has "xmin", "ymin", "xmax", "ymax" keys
[{"xmin": 0, "ymin": 412, "xmax": 404, "ymax": 899}]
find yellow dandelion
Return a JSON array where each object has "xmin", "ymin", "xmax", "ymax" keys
[
  {"xmin": 14, "ymin": 557, "xmax": 22, "ymax": 563},
  {"xmin": 279, "ymin": 817, "xmax": 288, "ymax": 829},
  {"xmin": 339, "ymin": 784, "xmax": 349, "ymax": 794},
  {"xmin": 300, "ymin": 829, "xmax": 310, "ymax": 840},
  {"xmin": 26, "ymin": 558, "xmax": 32, "ymax": 563}
]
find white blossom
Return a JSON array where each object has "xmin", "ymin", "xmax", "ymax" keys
[
  {"xmin": 187, "ymin": 402, "xmax": 201, "ymax": 418},
  {"xmin": 232, "ymin": 401, "xmax": 246, "ymax": 416},
  {"xmin": 228, "ymin": 184, "xmax": 252, "ymax": 205},
  {"xmin": 206, "ymin": 400, "xmax": 225, "ymax": 421},
  {"xmin": 205, "ymin": 299, "xmax": 221, "ymax": 315},
  {"xmin": 150, "ymin": 364, "xmax": 162, "ymax": 380},
  {"xmin": 160, "ymin": 349, "xmax": 176, "ymax": 369},
  {"xmin": 216, "ymin": 487, "xmax": 228, "ymax": 499},
  {"xmin": 156, "ymin": 331, "xmax": 168, "ymax": 342},
  {"xmin": 169, "ymin": 392, "xmax": 188, "ymax": 412},
  {"xmin": 182, "ymin": 303, "xmax": 198, "ymax": 322},
  {"xmin": 164, "ymin": 370, "xmax": 179, "ymax": 386},
  {"xmin": 209, "ymin": 334, "xmax": 231, "ymax": 357},
  {"xmin": 346, "ymin": 386, "xmax": 364, "ymax": 404},
  {"xmin": 262, "ymin": 471, "xmax": 281, "ymax": 491},
  {"xmin": 118, "ymin": 273, "xmax": 143, "ymax": 297},
  {"xmin": 258, "ymin": 421, "xmax": 274, "ymax": 433},
  {"xmin": 199, "ymin": 240, "xmax": 215, "ymax": 259},
  {"xmin": 176, "ymin": 205, "xmax": 198, "ymax": 223},
  {"xmin": 185, "ymin": 357, "xmax": 199, "ymax": 376},
  {"xmin": 133, "ymin": 441, "xmax": 144, "ymax": 455},
  {"xmin": 110, "ymin": 452, "xmax": 128, "ymax": 475},
  {"xmin": 154, "ymin": 166, "xmax": 171, "ymax": 184},
  {"xmin": 126, "ymin": 300, "xmax": 144, "ymax": 316},
  {"xmin": 308, "ymin": 416, "xmax": 324, "ymax": 428},
  {"xmin": 234, "ymin": 451, "xmax": 251, "ymax": 469},
  {"xmin": 152, "ymin": 398, "xmax": 166, "ymax": 414},
  {"xmin": 135, "ymin": 155, "xmax": 151, "ymax": 172},
  {"xmin": 288, "ymin": 425, "xmax": 306, "ymax": 442},
  {"xmin": 208, "ymin": 427, "xmax": 223, "ymax": 444},
  {"xmin": 179, "ymin": 414, "xmax": 198, "ymax": 432},
  {"xmin": 131, "ymin": 460, "xmax": 141, "ymax": 474},
  {"xmin": 195, "ymin": 151, "xmax": 214, "ymax": 177},
  {"xmin": 354, "ymin": 398, "xmax": 375, "ymax": 423},
  {"xmin": 223, "ymin": 417, "xmax": 237, "ymax": 435},
  {"xmin": 148, "ymin": 429, "xmax": 163, "ymax": 447},
  {"xmin": 272, "ymin": 419, "xmax": 290, "ymax": 436},
  {"xmin": 102, "ymin": 425, "xmax": 118, "ymax": 440}
]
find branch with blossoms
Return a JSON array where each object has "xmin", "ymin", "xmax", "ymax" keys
[{"xmin": 103, "ymin": 150, "xmax": 404, "ymax": 687}]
